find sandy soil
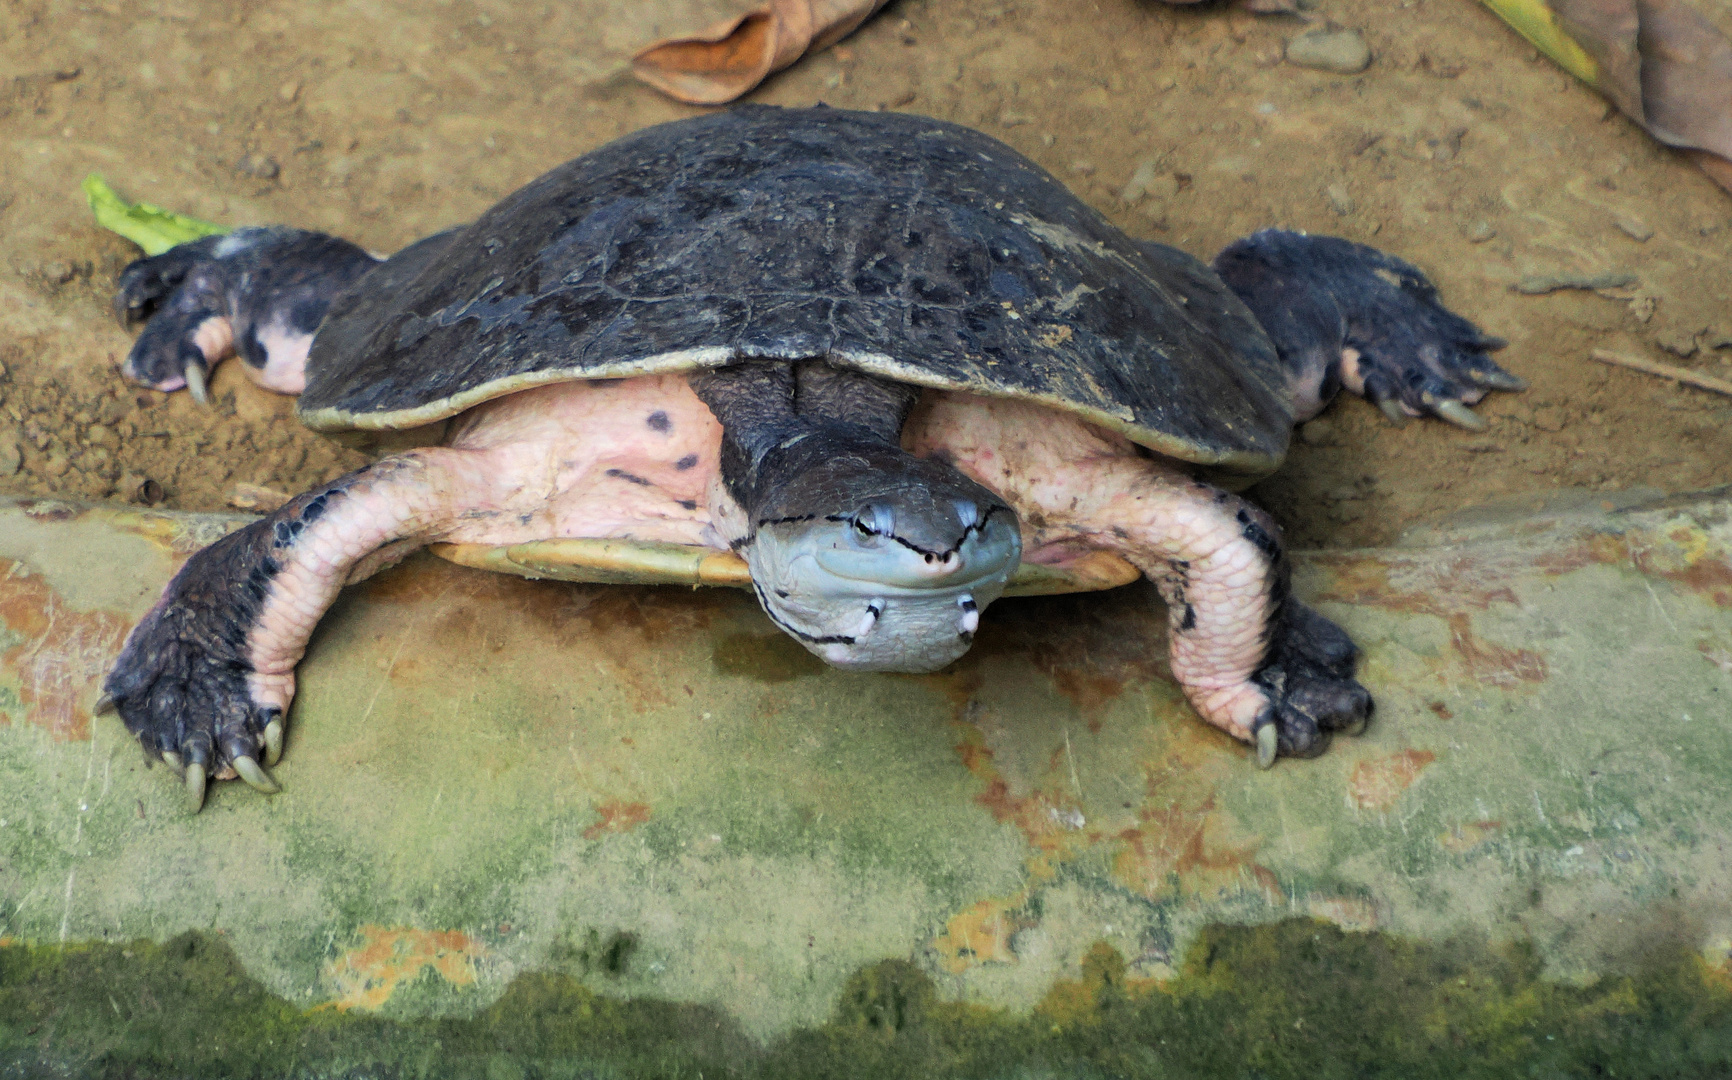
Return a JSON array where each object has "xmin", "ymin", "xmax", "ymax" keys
[{"xmin": 0, "ymin": 0, "xmax": 1727, "ymax": 549}]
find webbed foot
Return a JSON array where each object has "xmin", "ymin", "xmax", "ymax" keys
[
  {"xmin": 1247, "ymin": 599, "xmax": 1370, "ymax": 766},
  {"xmin": 102, "ymin": 517, "xmax": 297, "ymax": 810},
  {"xmin": 1214, "ymin": 229, "xmax": 1521, "ymax": 429},
  {"xmin": 115, "ymin": 226, "xmax": 378, "ymax": 397}
]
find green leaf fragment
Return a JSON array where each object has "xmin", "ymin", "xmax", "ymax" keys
[{"xmin": 82, "ymin": 173, "xmax": 230, "ymax": 257}]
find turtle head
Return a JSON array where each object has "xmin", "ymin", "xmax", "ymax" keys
[{"xmin": 743, "ymin": 445, "xmax": 1021, "ymax": 672}]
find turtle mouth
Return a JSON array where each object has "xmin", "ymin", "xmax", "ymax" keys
[
  {"xmin": 810, "ymin": 503, "xmax": 1020, "ymax": 592},
  {"xmin": 743, "ymin": 505, "xmax": 1020, "ymax": 673}
]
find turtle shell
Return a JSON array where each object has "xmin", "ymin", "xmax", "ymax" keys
[{"xmin": 299, "ymin": 105, "xmax": 1292, "ymax": 484}]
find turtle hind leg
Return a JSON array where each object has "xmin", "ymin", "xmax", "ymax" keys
[
  {"xmin": 115, "ymin": 226, "xmax": 379, "ymax": 398},
  {"xmin": 1213, "ymin": 229, "xmax": 1522, "ymax": 429}
]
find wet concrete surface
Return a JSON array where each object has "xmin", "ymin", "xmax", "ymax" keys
[{"xmin": 0, "ymin": 488, "xmax": 1727, "ymax": 1057}]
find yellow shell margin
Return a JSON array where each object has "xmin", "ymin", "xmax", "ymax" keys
[{"xmin": 429, "ymin": 538, "xmax": 1140, "ymax": 597}]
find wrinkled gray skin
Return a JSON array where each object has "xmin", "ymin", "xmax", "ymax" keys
[{"xmin": 692, "ymin": 361, "xmax": 1019, "ymax": 672}]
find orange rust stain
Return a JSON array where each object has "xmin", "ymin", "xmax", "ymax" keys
[
  {"xmin": 324, "ymin": 925, "xmax": 486, "ymax": 1011},
  {"xmin": 1438, "ymin": 820, "xmax": 1502, "ymax": 855},
  {"xmin": 1698, "ymin": 640, "xmax": 1732, "ymax": 675},
  {"xmin": 1349, "ymin": 750, "xmax": 1437, "ymax": 811},
  {"xmin": 1034, "ymin": 941, "xmax": 1151, "ymax": 1025},
  {"xmin": 1446, "ymin": 614, "xmax": 1548, "ymax": 686},
  {"xmin": 1312, "ymin": 554, "xmax": 1520, "ymax": 617},
  {"xmin": 1113, "ymin": 797, "xmax": 1278, "ymax": 903},
  {"xmin": 1427, "ymin": 701, "xmax": 1455, "ymax": 720},
  {"xmin": 1701, "ymin": 939, "xmax": 1732, "ymax": 994},
  {"xmin": 583, "ymin": 800, "xmax": 652, "ymax": 840},
  {"xmin": 1312, "ymin": 555, "xmax": 1548, "ymax": 690},
  {"xmin": 0, "ymin": 936, "xmax": 16, "ymax": 948},
  {"xmin": 949, "ymin": 722, "xmax": 1093, "ymax": 877},
  {"xmin": 1573, "ymin": 523, "xmax": 1732, "ymax": 608},
  {"xmin": 932, "ymin": 897, "xmax": 1027, "ymax": 974},
  {"xmin": 0, "ymin": 559, "xmax": 130, "ymax": 741}
]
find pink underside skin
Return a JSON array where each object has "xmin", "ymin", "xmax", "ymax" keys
[{"xmin": 244, "ymin": 375, "xmax": 1278, "ymax": 741}]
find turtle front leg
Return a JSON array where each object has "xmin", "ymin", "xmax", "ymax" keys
[
  {"xmin": 1212, "ymin": 229, "xmax": 1523, "ymax": 428},
  {"xmin": 101, "ymin": 450, "xmax": 485, "ymax": 808},
  {"xmin": 1093, "ymin": 468, "xmax": 1370, "ymax": 765}
]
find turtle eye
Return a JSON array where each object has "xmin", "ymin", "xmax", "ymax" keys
[{"xmin": 853, "ymin": 505, "xmax": 889, "ymax": 538}]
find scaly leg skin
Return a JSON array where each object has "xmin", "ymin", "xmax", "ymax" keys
[
  {"xmin": 1212, "ymin": 229, "xmax": 1524, "ymax": 427},
  {"xmin": 115, "ymin": 227, "xmax": 379, "ymax": 398},
  {"xmin": 1096, "ymin": 467, "xmax": 1368, "ymax": 766},
  {"xmin": 101, "ymin": 449, "xmax": 492, "ymax": 808},
  {"xmin": 910, "ymin": 398, "xmax": 1370, "ymax": 767}
]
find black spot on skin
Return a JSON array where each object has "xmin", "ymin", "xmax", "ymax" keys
[
  {"xmin": 289, "ymin": 296, "xmax": 327, "ymax": 334},
  {"xmin": 675, "ymin": 454, "xmax": 699, "ymax": 471},
  {"xmin": 776, "ymin": 590, "xmax": 790, "ymax": 599},
  {"xmin": 677, "ymin": 500, "xmax": 697, "ymax": 510},
  {"xmin": 240, "ymin": 326, "xmax": 268, "ymax": 369},
  {"xmin": 646, "ymin": 411, "xmax": 671, "ymax": 432},
  {"xmin": 1236, "ymin": 508, "xmax": 1282, "ymax": 561},
  {"xmin": 605, "ymin": 468, "xmax": 653, "ymax": 487},
  {"xmin": 1180, "ymin": 604, "xmax": 1197, "ymax": 631}
]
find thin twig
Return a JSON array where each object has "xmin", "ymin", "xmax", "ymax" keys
[{"xmin": 1590, "ymin": 348, "xmax": 1732, "ymax": 397}]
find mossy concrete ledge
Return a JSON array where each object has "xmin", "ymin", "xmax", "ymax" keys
[{"xmin": 0, "ymin": 491, "xmax": 1729, "ymax": 1069}]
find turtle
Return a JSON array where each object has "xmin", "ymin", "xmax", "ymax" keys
[{"xmin": 98, "ymin": 104, "xmax": 1523, "ymax": 808}]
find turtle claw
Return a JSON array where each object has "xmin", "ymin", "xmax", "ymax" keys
[
  {"xmin": 263, "ymin": 718, "xmax": 284, "ymax": 767},
  {"xmin": 161, "ymin": 750, "xmax": 184, "ymax": 775},
  {"xmin": 1376, "ymin": 398, "xmax": 1409, "ymax": 428},
  {"xmin": 1469, "ymin": 367, "xmax": 1527, "ymax": 392},
  {"xmin": 233, "ymin": 755, "xmax": 280, "ymax": 795},
  {"xmin": 1254, "ymin": 723, "xmax": 1278, "ymax": 770},
  {"xmin": 186, "ymin": 763, "xmax": 207, "ymax": 812},
  {"xmin": 184, "ymin": 363, "xmax": 210, "ymax": 406},
  {"xmin": 93, "ymin": 693, "xmax": 116, "ymax": 717},
  {"xmin": 1433, "ymin": 400, "xmax": 1487, "ymax": 431}
]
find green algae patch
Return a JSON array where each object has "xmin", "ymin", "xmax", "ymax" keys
[{"xmin": 6, "ymin": 920, "xmax": 1732, "ymax": 1078}]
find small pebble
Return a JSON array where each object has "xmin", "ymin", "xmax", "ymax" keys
[
  {"xmin": 1325, "ymin": 183, "xmax": 1355, "ymax": 215},
  {"xmin": 1462, "ymin": 220, "xmax": 1496, "ymax": 243},
  {"xmin": 43, "ymin": 453, "xmax": 69, "ymax": 477},
  {"xmin": 1656, "ymin": 328, "xmax": 1698, "ymax": 357},
  {"xmin": 1513, "ymin": 270, "xmax": 1637, "ymax": 294},
  {"xmin": 1299, "ymin": 418, "xmax": 1337, "ymax": 446},
  {"xmin": 1119, "ymin": 157, "xmax": 1164, "ymax": 203},
  {"xmin": 1613, "ymin": 216, "xmax": 1653, "ymax": 242},
  {"xmin": 278, "ymin": 80, "xmax": 300, "ymax": 103},
  {"xmin": 1286, "ymin": 29, "xmax": 1371, "ymax": 74},
  {"xmin": 236, "ymin": 153, "xmax": 280, "ymax": 180},
  {"xmin": 1530, "ymin": 406, "xmax": 1567, "ymax": 432},
  {"xmin": 0, "ymin": 441, "xmax": 20, "ymax": 477}
]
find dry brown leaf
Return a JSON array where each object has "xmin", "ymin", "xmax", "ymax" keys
[
  {"xmin": 1484, "ymin": 0, "xmax": 1732, "ymax": 194},
  {"xmin": 632, "ymin": 0, "xmax": 891, "ymax": 105}
]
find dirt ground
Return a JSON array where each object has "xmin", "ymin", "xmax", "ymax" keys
[{"xmin": 0, "ymin": 0, "xmax": 1728, "ymax": 549}]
